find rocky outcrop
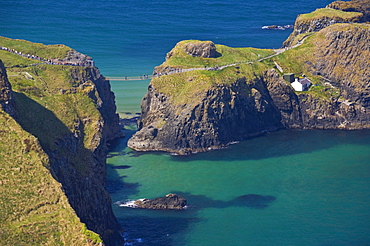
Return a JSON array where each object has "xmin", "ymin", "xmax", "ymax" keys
[
  {"xmin": 327, "ymin": 0, "xmax": 370, "ymax": 22},
  {"xmin": 183, "ymin": 41, "xmax": 218, "ymax": 58},
  {"xmin": 0, "ymin": 60, "xmax": 15, "ymax": 116},
  {"xmin": 45, "ymin": 68, "xmax": 123, "ymax": 245},
  {"xmin": 133, "ymin": 194, "xmax": 187, "ymax": 210},
  {"xmin": 69, "ymin": 66, "xmax": 121, "ymax": 142},
  {"xmin": 128, "ymin": 76, "xmax": 285, "ymax": 154},
  {"xmin": 283, "ymin": 7, "xmax": 363, "ymax": 47}
]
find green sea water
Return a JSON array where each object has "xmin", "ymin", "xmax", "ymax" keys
[{"xmin": 107, "ymin": 126, "xmax": 370, "ymax": 245}]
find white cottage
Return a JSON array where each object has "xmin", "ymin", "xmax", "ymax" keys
[{"xmin": 291, "ymin": 77, "xmax": 311, "ymax": 91}]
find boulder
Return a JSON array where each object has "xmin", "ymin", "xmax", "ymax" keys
[{"xmin": 183, "ymin": 41, "xmax": 218, "ymax": 58}]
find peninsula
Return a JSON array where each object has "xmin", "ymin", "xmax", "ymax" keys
[{"xmin": 128, "ymin": 0, "xmax": 370, "ymax": 155}]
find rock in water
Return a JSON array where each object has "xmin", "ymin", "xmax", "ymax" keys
[{"xmin": 134, "ymin": 194, "xmax": 187, "ymax": 210}]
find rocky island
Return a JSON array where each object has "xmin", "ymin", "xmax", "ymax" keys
[
  {"xmin": 117, "ymin": 193, "xmax": 187, "ymax": 210},
  {"xmin": 0, "ymin": 37, "xmax": 123, "ymax": 245},
  {"xmin": 128, "ymin": 0, "xmax": 370, "ymax": 155}
]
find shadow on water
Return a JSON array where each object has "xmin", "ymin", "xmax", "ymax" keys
[
  {"xmin": 172, "ymin": 191, "xmax": 276, "ymax": 210},
  {"xmin": 112, "ymin": 190, "xmax": 276, "ymax": 245},
  {"xmin": 118, "ymin": 215, "xmax": 202, "ymax": 246},
  {"xmin": 170, "ymin": 129, "xmax": 370, "ymax": 162}
]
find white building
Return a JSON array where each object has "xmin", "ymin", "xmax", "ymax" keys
[{"xmin": 291, "ymin": 77, "xmax": 311, "ymax": 91}]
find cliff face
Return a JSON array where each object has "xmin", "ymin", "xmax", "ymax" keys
[
  {"xmin": 0, "ymin": 60, "xmax": 15, "ymax": 116},
  {"xmin": 128, "ymin": 21, "xmax": 370, "ymax": 155},
  {"xmin": 129, "ymin": 77, "xmax": 284, "ymax": 154},
  {"xmin": 48, "ymin": 67, "xmax": 123, "ymax": 244},
  {"xmin": 328, "ymin": 0, "xmax": 370, "ymax": 21},
  {"xmin": 283, "ymin": 7, "xmax": 363, "ymax": 47},
  {"xmin": 0, "ymin": 39, "xmax": 123, "ymax": 245}
]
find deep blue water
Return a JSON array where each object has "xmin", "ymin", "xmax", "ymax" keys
[{"xmin": 3, "ymin": 1, "xmax": 370, "ymax": 246}]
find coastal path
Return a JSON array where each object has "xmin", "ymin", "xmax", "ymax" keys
[
  {"xmin": 2, "ymin": 36, "xmax": 309, "ymax": 82},
  {"xmin": 108, "ymin": 36, "xmax": 309, "ymax": 81}
]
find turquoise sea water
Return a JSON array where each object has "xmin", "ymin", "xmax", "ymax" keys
[{"xmin": 2, "ymin": 0, "xmax": 370, "ymax": 245}]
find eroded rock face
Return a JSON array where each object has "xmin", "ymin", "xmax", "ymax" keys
[
  {"xmin": 328, "ymin": 0, "xmax": 370, "ymax": 22},
  {"xmin": 128, "ymin": 76, "xmax": 285, "ymax": 155},
  {"xmin": 283, "ymin": 4, "xmax": 363, "ymax": 47},
  {"xmin": 134, "ymin": 194, "xmax": 187, "ymax": 210},
  {"xmin": 0, "ymin": 60, "xmax": 15, "ymax": 116},
  {"xmin": 183, "ymin": 41, "xmax": 218, "ymax": 58}
]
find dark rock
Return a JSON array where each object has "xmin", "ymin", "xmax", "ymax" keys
[
  {"xmin": 0, "ymin": 60, "xmax": 16, "ymax": 117},
  {"xmin": 134, "ymin": 193, "xmax": 187, "ymax": 210}
]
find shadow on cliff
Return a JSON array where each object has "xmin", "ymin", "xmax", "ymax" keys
[
  {"xmin": 170, "ymin": 129, "xmax": 370, "ymax": 162},
  {"xmin": 13, "ymin": 92, "xmax": 124, "ymax": 245}
]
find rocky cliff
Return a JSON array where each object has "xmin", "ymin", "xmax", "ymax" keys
[
  {"xmin": 328, "ymin": 0, "xmax": 370, "ymax": 21},
  {"xmin": 0, "ymin": 38, "xmax": 123, "ymax": 245},
  {"xmin": 282, "ymin": 6, "xmax": 363, "ymax": 47},
  {"xmin": 0, "ymin": 61, "xmax": 15, "ymax": 116},
  {"xmin": 128, "ymin": 9, "xmax": 370, "ymax": 155}
]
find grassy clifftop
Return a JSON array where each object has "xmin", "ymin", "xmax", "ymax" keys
[
  {"xmin": 297, "ymin": 8, "xmax": 362, "ymax": 21},
  {"xmin": 0, "ymin": 36, "xmax": 72, "ymax": 60},
  {"xmin": 0, "ymin": 111, "xmax": 101, "ymax": 245}
]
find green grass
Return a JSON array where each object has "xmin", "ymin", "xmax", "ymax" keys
[
  {"xmin": 152, "ymin": 60, "xmax": 269, "ymax": 106},
  {"xmin": 0, "ymin": 36, "xmax": 72, "ymax": 60},
  {"xmin": 0, "ymin": 111, "xmax": 102, "ymax": 246},
  {"xmin": 0, "ymin": 37, "xmax": 107, "ymax": 244},
  {"xmin": 297, "ymin": 8, "xmax": 363, "ymax": 22},
  {"xmin": 159, "ymin": 40, "xmax": 274, "ymax": 69}
]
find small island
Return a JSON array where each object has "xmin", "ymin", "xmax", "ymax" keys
[{"xmin": 117, "ymin": 193, "xmax": 187, "ymax": 210}]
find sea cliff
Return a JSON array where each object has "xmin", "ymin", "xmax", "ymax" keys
[
  {"xmin": 0, "ymin": 37, "xmax": 123, "ymax": 245},
  {"xmin": 128, "ymin": 0, "xmax": 370, "ymax": 155}
]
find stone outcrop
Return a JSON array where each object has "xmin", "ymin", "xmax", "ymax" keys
[
  {"xmin": 0, "ymin": 60, "xmax": 15, "ymax": 116},
  {"xmin": 134, "ymin": 194, "xmax": 187, "ymax": 210},
  {"xmin": 44, "ymin": 68, "xmax": 123, "ymax": 245},
  {"xmin": 128, "ymin": 76, "xmax": 285, "ymax": 154},
  {"xmin": 183, "ymin": 41, "xmax": 218, "ymax": 58},
  {"xmin": 327, "ymin": 0, "xmax": 370, "ymax": 22},
  {"xmin": 283, "ymin": 6, "xmax": 363, "ymax": 47}
]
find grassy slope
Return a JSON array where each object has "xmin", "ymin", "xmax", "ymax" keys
[
  {"xmin": 160, "ymin": 40, "xmax": 275, "ymax": 69},
  {"xmin": 0, "ymin": 39, "xmax": 103, "ymax": 245},
  {"xmin": 0, "ymin": 111, "xmax": 101, "ymax": 245},
  {"xmin": 152, "ymin": 40, "xmax": 275, "ymax": 106},
  {"xmin": 0, "ymin": 36, "xmax": 72, "ymax": 60},
  {"xmin": 297, "ymin": 8, "xmax": 363, "ymax": 21}
]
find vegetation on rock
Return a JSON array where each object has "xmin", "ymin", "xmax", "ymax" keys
[{"xmin": 0, "ymin": 37, "xmax": 122, "ymax": 245}]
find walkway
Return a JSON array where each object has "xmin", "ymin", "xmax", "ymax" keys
[
  {"xmin": 109, "ymin": 36, "xmax": 309, "ymax": 81},
  {"xmin": 0, "ymin": 46, "xmax": 94, "ymax": 67},
  {"xmin": 2, "ymin": 36, "xmax": 309, "ymax": 81}
]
